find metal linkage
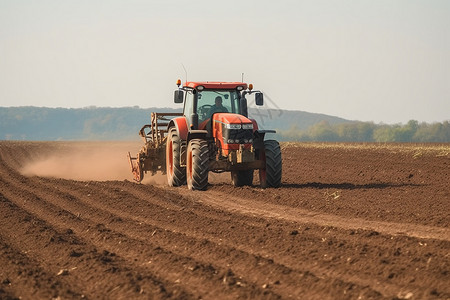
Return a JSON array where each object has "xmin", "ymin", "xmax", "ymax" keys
[{"xmin": 128, "ymin": 112, "xmax": 183, "ymax": 182}]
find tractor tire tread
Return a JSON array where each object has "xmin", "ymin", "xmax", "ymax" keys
[
  {"xmin": 263, "ymin": 140, "xmax": 282, "ymax": 188},
  {"xmin": 188, "ymin": 139, "xmax": 209, "ymax": 190},
  {"xmin": 167, "ymin": 128, "xmax": 186, "ymax": 186}
]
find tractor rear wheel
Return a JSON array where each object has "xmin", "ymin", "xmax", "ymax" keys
[
  {"xmin": 231, "ymin": 170, "xmax": 254, "ymax": 187},
  {"xmin": 259, "ymin": 140, "xmax": 282, "ymax": 188},
  {"xmin": 166, "ymin": 128, "xmax": 186, "ymax": 186},
  {"xmin": 186, "ymin": 139, "xmax": 209, "ymax": 190}
]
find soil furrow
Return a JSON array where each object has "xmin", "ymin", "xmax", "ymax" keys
[
  {"xmin": 31, "ymin": 179, "xmax": 334, "ymax": 298},
  {"xmin": 0, "ymin": 170, "xmax": 285, "ymax": 298},
  {"xmin": 194, "ymin": 190, "xmax": 450, "ymax": 241},
  {"xmin": 21, "ymin": 180, "xmax": 284, "ymax": 299},
  {"xmin": 36, "ymin": 178, "xmax": 449, "ymax": 299},
  {"xmin": 0, "ymin": 186, "xmax": 192, "ymax": 299},
  {"xmin": 0, "ymin": 170, "xmax": 391, "ymax": 298},
  {"xmin": 1, "ymin": 141, "xmax": 449, "ymax": 299},
  {"xmin": 33, "ymin": 177, "xmax": 450, "ymax": 299},
  {"xmin": 0, "ymin": 232, "xmax": 83, "ymax": 300}
]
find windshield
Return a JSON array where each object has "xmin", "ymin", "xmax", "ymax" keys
[{"xmin": 197, "ymin": 90, "xmax": 240, "ymax": 123}]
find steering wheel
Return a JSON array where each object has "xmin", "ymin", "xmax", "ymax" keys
[{"xmin": 198, "ymin": 104, "xmax": 212, "ymax": 121}]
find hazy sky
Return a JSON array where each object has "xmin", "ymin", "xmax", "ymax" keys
[{"xmin": 1, "ymin": 0, "xmax": 449, "ymax": 123}]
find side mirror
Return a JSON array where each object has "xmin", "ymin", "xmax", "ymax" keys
[
  {"xmin": 174, "ymin": 90, "xmax": 184, "ymax": 103},
  {"xmin": 255, "ymin": 92, "xmax": 264, "ymax": 106}
]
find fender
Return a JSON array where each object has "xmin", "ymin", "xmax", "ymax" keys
[
  {"xmin": 168, "ymin": 116, "xmax": 188, "ymax": 141},
  {"xmin": 187, "ymin": 130, "xmax": 208, "ymax": 142},
  {"xmin": 253, "ymin": 129, "xmax": 276, "ymax": 150}
]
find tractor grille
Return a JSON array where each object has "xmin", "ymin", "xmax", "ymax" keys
[{"xmin": 222, "ymin": 127, "xmax": 253, "ymax": 144}]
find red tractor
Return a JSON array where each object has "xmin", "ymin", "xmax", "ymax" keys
[{"xmin": 128, "ymin": 80, "xmax": 282, "ymax": 190}]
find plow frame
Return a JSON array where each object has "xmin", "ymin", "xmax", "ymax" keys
[{"xmin": 128, "ymin": 112, "xmax": 183, "ymax": 182}]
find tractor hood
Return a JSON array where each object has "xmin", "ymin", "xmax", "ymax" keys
[
  {"xmin": 213, "ymin": 113, "xmax": 253, "ymax": 129},
  {"xmin": 212, "ymin": 113, "xmax": 254, "ymax": 151}
]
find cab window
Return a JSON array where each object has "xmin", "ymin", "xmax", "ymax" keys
[
  {"xmin": 183, "ymin": 90, "xmax": 194, "ymax": 122},
  {"xmin": 197, "ymin": 90, "xmax": 240, "ymax": 123}
]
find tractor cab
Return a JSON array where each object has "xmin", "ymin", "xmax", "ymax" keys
[
  {"xmin": 174, "ymin": 81, "xmax": 260, "ymax": 131},
  {"xmin": 183, "ymin": 88, "xmax": 243, "ymax": 131},
  {"xmin": 196, "ymin": 90, "xmax": 240, "ymax": 128},
  {"xmin": 175, "ymin": 82, "xmax": 263, "ymax": 153}
]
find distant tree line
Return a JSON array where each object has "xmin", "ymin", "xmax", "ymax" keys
[
  {"xmin": 278, "ymin": 120, "xmax": 450, "ymax": 143},
  {"xmin": 0, "ymin": 107, "xmax": 349, "ymax": 141},
  {"xmin": 0, "ymin": 106, "xmax": 181, "ymax": 141},
  {"xmin": 1, "ymin": 107, "xmax": 448, "ymax": 142}
]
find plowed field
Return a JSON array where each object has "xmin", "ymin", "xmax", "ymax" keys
[{"xmin": 0, "ymin": 141, "xmax": 449, "ymax": 299}]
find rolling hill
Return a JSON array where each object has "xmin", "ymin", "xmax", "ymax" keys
[{"xmin": 0, "ymin": 106, "xmax": 350, "ymax": 141}]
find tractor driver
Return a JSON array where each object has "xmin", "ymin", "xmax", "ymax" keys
[{"xmin": 208, "ymin": 96, "xmax": 228, "ymax": 118}]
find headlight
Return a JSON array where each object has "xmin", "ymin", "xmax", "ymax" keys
[
  {"xmin": 242, "ymin": 123, "xmax": 253, "ymax": 130},
  {"xmin": 235, "ymin": 139, "xmax": 240, "ymax": 144},
  {"xmin": 227, "ymin": 139, "xmax": 234, "ymax": 144},
  {"xmin": 225, "ymin": 123, "xmax": 241, "ymax": 129}
]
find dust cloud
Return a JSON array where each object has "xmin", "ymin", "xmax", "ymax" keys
[
  {"xmin": 19, "ymin": 141, "xmax": 232, "ymax": 185},
  {"xmin": 20, "ymin": 142, "xmax": 165, "ymax": 184},
  {"xmin": 141, "ymin": 173, "xmax": 167, "ymax": 185}
]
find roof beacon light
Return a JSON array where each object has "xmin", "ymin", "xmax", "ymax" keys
[
  {"xmin": 248, "ymin": 83, "xmax": 253, "ymax": 91},
  {"xmin": 176, "ymin": 79, "xmax": 181, "ymax": 87}
]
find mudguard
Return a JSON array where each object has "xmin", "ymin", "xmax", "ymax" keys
[
  {"xmin": 168, "ymin": 116, "xmax": 189, "ymax": 141},
  {"xmin": 253, "ymin": 129, "xmax": 276, "ymax": 150},
  {"xmin": 187, "ymin": 130, "xmax": 209, "ymax": 142}
]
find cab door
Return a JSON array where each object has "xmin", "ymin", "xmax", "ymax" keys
[{"xmin": 183, "ymin": 89, "xmax": 198, "ymax": 129}]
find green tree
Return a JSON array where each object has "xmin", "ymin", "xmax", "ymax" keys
[
  {"xmin": 373, "ymin": 125, "xmax": 396, "ymax": 142},
  {"xmin": 309, "ymin": 121, "xmax": 339, "ymax": 141}
]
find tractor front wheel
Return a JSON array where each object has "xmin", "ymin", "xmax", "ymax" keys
[
  {"xmin": 186, "ymin": 139, "xmax": 209, "ymax": 190},
  {"xmin": 259, "ymin": 140, "xmax": 282, "ymax": 188},
  {"xmin": 166, "ymin": 128, "xmax": 186, "ymax": 186}
]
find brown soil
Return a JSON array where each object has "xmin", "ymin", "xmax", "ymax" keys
[{"xmin": 0, "ymin": 141, "xmax": 449, "ymax": 300}]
